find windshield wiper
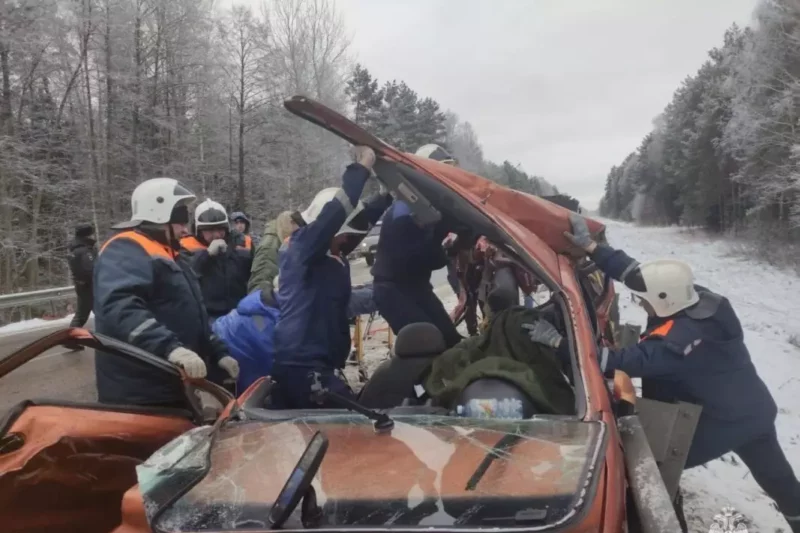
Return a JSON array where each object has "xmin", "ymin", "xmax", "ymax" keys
[
  {"xmin": 465, "ymin": 433, "xmax": 523, "ymax": 491},
  {"xmin": 309, "ymin": 371, "xmax": 394, "ymax": 434}
]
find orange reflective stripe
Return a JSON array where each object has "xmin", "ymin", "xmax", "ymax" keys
[
  {"xmin": 641, "ymin": 319, "xmax": 675, "ymax": 341},
  {"xmin": 237, "ymin": 235, "xmax": 252, "ymax": 251},
  {"xmin": 180, "ymin": 236, "xmax": 206, "ymax": 252},
  {"xmin": 101, "ymin": 231, "xmax": 175, "ymax": 260}
]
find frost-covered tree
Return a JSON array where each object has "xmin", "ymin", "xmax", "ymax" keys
[
  {"xmin": 0, "ymin": 0, "xmax": 352, "ymax": 298},
  {"xmin": 600, "ymin": 1, "xmax": 800, "ymax": 242}
]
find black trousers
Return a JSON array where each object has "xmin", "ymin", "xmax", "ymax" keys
[
  {"xmin": 734, "ymin": 429, "xmax": 800, "ymax": 519},
  {"xmin": 374, "ymin": 281, "xmax": 462, "ymax": 349},
  {"xmin": 678, "ymin": 428, "xmax": 800, "ymax": 532},
  {"xmin": 69, "ymin": 283, "xmax": 93, "ymax": 328}
]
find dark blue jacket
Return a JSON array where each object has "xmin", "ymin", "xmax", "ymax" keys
[
  {"xmin": 212, "ymin": 290, "xmax": 280, "ymax": 393},
  {"xmin": 93, "ymin": 228, "xmax": 226, "ymax": 406},
  {"xmin": 180, "ymin": 232, "xmax": 252, "ymax": 320},
  {"xmin": 591, "ymin": 244, "xmax": 777, "ymax": 466},
  {"xmin": 371, "ymin": 200, "xmax": 449, "ymax": 285},
  {"xmin": 273, "ymin": 164, "xmax": 388, "ymax": 370},
  {"xmin": 212, "ymin": 286, "xmax": 377, "ymax": 392}
]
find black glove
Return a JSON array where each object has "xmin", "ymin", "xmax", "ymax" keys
[{"xmin": 208, "ymin": 334, "xmax": 230, "ymax": 359}]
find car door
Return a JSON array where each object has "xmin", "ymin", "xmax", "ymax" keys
[{"xmin": 0, "ymin": 328, "xmax": 227, "ymax": 533}]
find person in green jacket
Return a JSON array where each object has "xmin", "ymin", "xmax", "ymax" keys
[{"xmin": 248, "ymin": 210, "xmax": 297, "ymax": 306}]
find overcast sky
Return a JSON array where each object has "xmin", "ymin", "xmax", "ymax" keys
[{"xmin": 233, "ymin": 0, "xmax": 761, "ymax": 208}]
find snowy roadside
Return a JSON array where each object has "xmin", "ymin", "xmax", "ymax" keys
[
  {"xmin": 602, "ymin": 218, "xmax": 800, "ymax": 533},
  {"xmin": 0, "ymin": 313, "xmax": 88, "ymax": 335}
]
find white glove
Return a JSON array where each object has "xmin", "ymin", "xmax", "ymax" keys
[
  {"xmin": 351, "ymin": 145, "xmax": 376, "ymax": 169},
  {"xmin": 208, "ymin": 239, "xmax": 227, "ymax": 256},
  {"xmin": 167, "ymin": 347, "xmax": 207, "ymax": 378},
  {"xmin": 522, "ymin": 320, "xmax": 564, "ymax": 349},
  {"xmin": 218, "ymin": 356, "xmax": 240, "ymax": 379}
]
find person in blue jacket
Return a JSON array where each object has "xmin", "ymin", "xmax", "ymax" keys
[
  {"xmin": 523, "ymin": 213, "xmax": 800, "ymax": 533},
  {"xmin": 370, "ymin": 144, "xmax": 463, "ymax": 349},
  {"xmin": 212, "ymin": 284, "xmax": 377, "ymax": 394},
  {"xmin": 212, "ymin": 289, "xmax": 280, "ymax": 394},
  {"xmin": 93, "ymin": 178, "xmax": 239, "ymax": 408},
  {"xmin": 270, "ymin": 146, "xmax": 391, "ymax": 409}
]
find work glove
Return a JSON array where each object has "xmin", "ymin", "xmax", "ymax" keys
[
  {"xmin": 563, "ymin": 213, "xmax": 595, "ymax": 253},
  {"xmin": 522, "ymin": 320, "xmax": 564, "ymax": 350},
  {"xmin": 218, "ymin": 356, "xmax": 240, "ymax": 380},
  {"xmin": 351, "ymin": 145, "xmax": 376, "ymax": 172},
  {"xmin": 208, "ymin": 239, "xmax": 227, "ymax": 256},
  {"xmin": 168, "ymin": 347, "xmax": 207, "ymax": 379}
]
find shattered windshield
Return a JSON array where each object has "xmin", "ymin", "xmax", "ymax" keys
[{"xmin": 144, "ymin": 414, "xmax": 604, "ymax": 531}]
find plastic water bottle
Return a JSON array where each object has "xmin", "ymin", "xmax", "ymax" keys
[{"xmin": 456, "ymin": 398, "xmax": 524, "ymax": 419}]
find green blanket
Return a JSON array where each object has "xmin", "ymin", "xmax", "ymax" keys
[{"xmin": 424, "ymin": 307, "xmax": 575, "ymax": 415}]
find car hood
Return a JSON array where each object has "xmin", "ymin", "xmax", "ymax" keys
[{"xmin": 140, "ymin": 414, "xmax": 605, "ymax": 531}]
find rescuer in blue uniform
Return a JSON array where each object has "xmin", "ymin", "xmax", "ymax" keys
[
  {"xmin": 179, "ymin": 199, "xmax": 252, "ymax": 322},
  {"xmin": 93, "ymin": 178, "xmax": 239, "ymax": 408},
  {"xmin": 523, "ymin": 213, "xmax": 800, "ymax": 533},
  {"xmin": 371, "ymin": 144, "xmax": 463, "ymax": 348},
  {"xmin": 270, "ymin": 146, "xmax": 391, "ymax": 409}
]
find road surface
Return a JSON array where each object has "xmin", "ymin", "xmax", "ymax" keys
[{"xmin": 0, "ymin": 260, "xmax": 451, "ymax": 413}]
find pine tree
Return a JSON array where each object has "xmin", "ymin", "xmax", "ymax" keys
[{"xmin": 344, "ymin": 64, "xmax": 383, "ymax": 131}]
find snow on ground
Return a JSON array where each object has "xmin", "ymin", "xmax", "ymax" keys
[
  {"xmin": 602, "ymin": 218, "xmax": 800, "ymax": 533},
  {"xmin": 0, "ymin": 313, "xmax": 88, "ymax": 334}
]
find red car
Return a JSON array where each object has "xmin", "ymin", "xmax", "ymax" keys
[{"xmin": 0, "ymin": 97, "xmax": 699, "ymax": 533}]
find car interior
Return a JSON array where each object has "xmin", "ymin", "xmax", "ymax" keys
[{"xmin": 238, "ymin": 157, "xmax": 594, "ymax": 420}]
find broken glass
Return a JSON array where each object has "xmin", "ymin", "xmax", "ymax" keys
[{"xmin": 144, "ymin": 414, "xmax": 604, "ymax": 531}]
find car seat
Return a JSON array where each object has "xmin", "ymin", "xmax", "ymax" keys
[
  {"xmin": 484, "ymin": 266, "xmax": 520, "ymax": 313},
  {"xmin": 358, "ymin": 323, "xmax": 446, "ymax": 409}
]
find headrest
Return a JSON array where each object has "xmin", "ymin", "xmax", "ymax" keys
[
  {"xmin": 457, "ymin": 378, "xmax": 537, "ymax": 418},
  {"xmin": 486, "ymin": 266, "xmax": 520, "ymax": 313},
  {"xmin": 394, "ymin": 322, "xmax": 446, "ymax": 359}
]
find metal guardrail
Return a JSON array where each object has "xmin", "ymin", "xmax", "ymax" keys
[{"xmin": 0, "ymin": 286, "xmax": 75, "ymax": 310}]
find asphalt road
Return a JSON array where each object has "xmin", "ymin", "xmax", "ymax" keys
[{"xmin": 0, "ymin": 260, "xmax": 450, "ymax": 414}]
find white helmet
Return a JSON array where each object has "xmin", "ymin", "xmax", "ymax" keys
[
  {"xmin": 115, "ymin": 177, "xmax": 196, "ymax": 229},
  {"xmin": 630, "ymin": 259, "xmax": 700, "ymax": 318},
  {"xmin": 300, "ymin": 187, "xmax": 368, "ymax": 236},
  {"xmin": 415, "ymin": 144, "xmax": 456, "ymax": 165},
  {"xmin": 195, "ymin": 199, "xmax": 229, "ymax": 230}
]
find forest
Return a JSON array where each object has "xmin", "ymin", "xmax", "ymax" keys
[
  {"xmin": 0, "ymin": 0, "xmax": 555, "ymax": 293},
  {"xmin": 600, "ymin": 0, "xmax": 800, "ymax": 248}
]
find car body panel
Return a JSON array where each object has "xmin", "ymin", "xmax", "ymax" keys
[
  {"xmin": 1, "ymin": 403, "xmax": 194, "ymax": 533},
  {"xmin": 0, "ymin": 329, "xmax": 225, "ymax": 533},
  {"xmin": 283, "ymin": 96, "xmax": 607, "ymax": 285}
]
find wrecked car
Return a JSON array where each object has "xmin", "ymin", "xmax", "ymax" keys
[{"xmin": 0, "ymin": 96, "xmax": 701, "ymax": 533}]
